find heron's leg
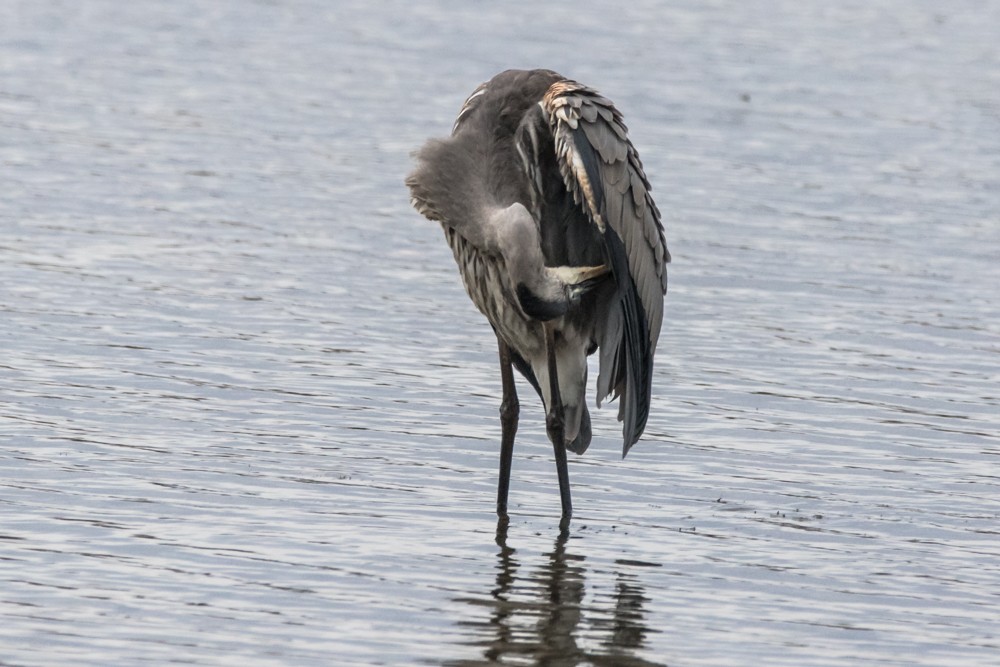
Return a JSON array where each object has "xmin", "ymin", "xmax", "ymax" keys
[
  {"xmin": 497, "ymin": 337, "xmax": 519, "ymax": 519},
  {"xmin": 543, "ymin": 323, "xmax": 572, "ymax": 526}
]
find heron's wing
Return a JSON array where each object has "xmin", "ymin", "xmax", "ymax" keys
[
  {"xmin": 452, "ymin": 80, "xmax": 489, "ymax": 135},
  {"xmin": 407, "ymin": 78, "xmax": 491, "ymax": 240},
  {"xmin": 408, "ymin": 75, "xmax": 542, "ymax": 258},
  {"xmin": 538, "ymin": 80, "xmax": 670, "ymax": 453}
]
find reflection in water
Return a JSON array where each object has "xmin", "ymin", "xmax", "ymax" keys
[{"xmin": 447, "ymin": 524, "xmax": 664, "ymax": 666}]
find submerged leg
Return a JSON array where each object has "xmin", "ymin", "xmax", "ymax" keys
[
  {"xmin": 497, "ymin": 337, "xmax": 519, "ymax": 519},
  {"xmin": 543, "ymin": 323, "xmax": 572, "ymax": 527}
]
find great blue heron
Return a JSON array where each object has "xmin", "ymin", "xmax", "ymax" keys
[{"xmin": 407, "ymin": 69, "xmax": 669, "ymax": 526}]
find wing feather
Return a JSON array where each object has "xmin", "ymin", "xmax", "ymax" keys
[{"xmin": 541, "ymin": 80, "xmax": 669, "ymax": 453}]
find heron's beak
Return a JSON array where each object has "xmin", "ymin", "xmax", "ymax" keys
[
  {"xmin": 550, "ymin": 264, "xmax": 610, "ymax": 300},
  {"xmin": 517, "ymin": 264, "xmax": 611, "ymax": 321}
]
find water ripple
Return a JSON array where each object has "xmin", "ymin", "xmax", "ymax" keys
[{"xmin": 2, "ymin": 0, "xmax": 999, "ymax": 665}]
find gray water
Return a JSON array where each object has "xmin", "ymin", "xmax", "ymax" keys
[{"xmin": 2, "ymin": 1, "xmax": 999, "ymax": 665}]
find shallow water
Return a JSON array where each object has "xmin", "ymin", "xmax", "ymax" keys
[{"xmin": 2, "ymin": 1, "xmax": 999, "ymax": 665}]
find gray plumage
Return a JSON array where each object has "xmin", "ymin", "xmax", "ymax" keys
[{"xmin": 407, "ymin": 69, "xmax": 669, "ymax": 522}]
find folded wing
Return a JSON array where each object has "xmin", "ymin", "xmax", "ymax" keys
[{"xmin": 538, "ymin": 80, "xmax": 670, "ymax": 454}]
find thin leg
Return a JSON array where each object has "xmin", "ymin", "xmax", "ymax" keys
[
  {"xmin": 544, "ymin": 323, "xmax": 572, "ymax": 527},
  {"xmin": 497, "ymin": 337, "xmax": 519, "ymax": 519}
]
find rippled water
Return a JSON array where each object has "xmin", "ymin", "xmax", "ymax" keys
[{"xmin": 2, "ymin": 1, "xmax": 999, "ymax": 665}]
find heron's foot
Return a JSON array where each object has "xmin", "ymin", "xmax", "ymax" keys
[
  {"xmin": 558, "ymin": 513, "xmax": 572, "ymax": 535},
  {"xmin": 495, "ymin": 516, "xmax": 510, "ymax": 545}
]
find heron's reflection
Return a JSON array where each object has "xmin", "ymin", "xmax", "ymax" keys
[{"xmin": 448, "ymin": 522, "xmax": 664, "ymax": 666}]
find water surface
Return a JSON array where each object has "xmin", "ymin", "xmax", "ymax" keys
[{"xmin": 2, "ymin": 1, "xmax": 998, "ymax": 665}]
